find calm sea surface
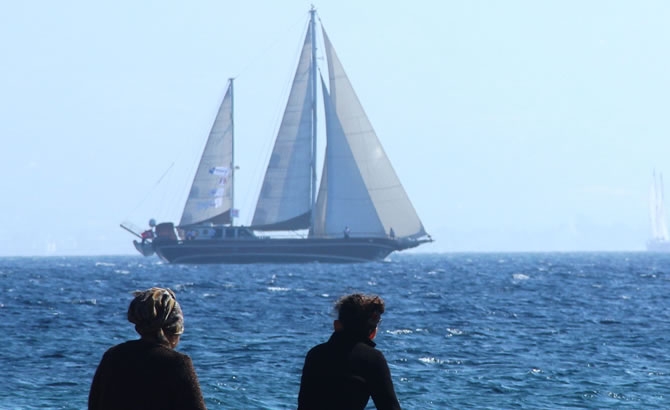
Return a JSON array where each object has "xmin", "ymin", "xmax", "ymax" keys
[{"xmin": 1, "ymin": 253, "xmax": 669, "ymax": 409}]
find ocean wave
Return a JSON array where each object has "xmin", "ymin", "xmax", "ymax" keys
[{"xmin": 419, "ymin": 357, "xmax": 444, "ymax": 365}]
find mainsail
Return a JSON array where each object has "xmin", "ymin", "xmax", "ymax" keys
[
  {"xmin": 180, "ymin": 80, "xmax": 234, "ymax": 227},
  {"xmin": 250, "ymin": 24, "xmax": 315, "ymax": 231},
  {"xmin": 310, "ymin": 28, "xmax": 427, "ymax": 239}
]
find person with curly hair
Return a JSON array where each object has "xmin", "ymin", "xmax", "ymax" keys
[
  {"xmin": 88, "ymin": 287, "xmax": 207, "ymax": 410},
  {"xmin": 298, "ymin": 293, "xmax": 401, "ymax": 410}
]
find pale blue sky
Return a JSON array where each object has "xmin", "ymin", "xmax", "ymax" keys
[{"xmin": 2, "ymin": 1, "xmax": 669, "ymax": 256}]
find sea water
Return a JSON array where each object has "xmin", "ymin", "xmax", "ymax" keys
[{"xmin": 1, "ymin": 253, "xmax": 669, "ymax": 409}]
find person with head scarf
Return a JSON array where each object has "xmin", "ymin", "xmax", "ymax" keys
[
  {"xmin": 88, "ymin": 288, "xmax": 207, "ymax": 410},
  {"xmin": 298, "ymin": 293, "xmax": 401, "ymax": 410}
]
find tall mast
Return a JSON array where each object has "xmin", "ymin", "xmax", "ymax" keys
[
  {"xmin": 230, "ymin": 78, "xmax": 236, "ymax": 226},
  {"xmin": 309, "ymin": 6, "xmax": 318, "ymax": 228}
]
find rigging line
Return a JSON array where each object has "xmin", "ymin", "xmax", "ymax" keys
[{"xmin": 124, "ymin": 162, "xmax": 175, "ymax": 220}]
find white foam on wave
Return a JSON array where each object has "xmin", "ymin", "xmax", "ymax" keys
[
  {"xmin": 74, "ymin": 299, "xmax": 97, "ymax": 305},
  {"xmin": 95, "ymin": 262, "xmax": 115, "ymax": 267},
  {"xmin": 387, "ymin": 329, "xmax": 413, "ymax": 335},
  {"xmin": 446, "ymin": 328, "xmax": 462, "ymax": 336},
  {"xmin": 512, "ymin": 273, "xmax": 529, "ymax": 281},
  {"xmin": 267, "ymin": 286, "xmax": 290, "ymax": 292},
  {"xmin": 419, "ymin": 357, "xmax": 444, "ymax": 365},
  {"xmin": 174, "ymin": 283, "xmax": 195, "ymax": 291},
  {"xmin": 114, "ymin": 269, "xmax": 130, "ymax": 275}
]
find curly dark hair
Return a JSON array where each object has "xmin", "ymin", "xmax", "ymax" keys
[{"xmin": 334, "ymin": 293, "xmax": 385, "ymax": 338}]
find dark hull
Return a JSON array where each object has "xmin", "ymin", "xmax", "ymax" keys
[
  {"xmin": 133, "ymin": 240, "xmax": 155, "ymax": 257},
  {"xmin": 152, "ymin": 237, "xmax": 424, "ymax": 264}
]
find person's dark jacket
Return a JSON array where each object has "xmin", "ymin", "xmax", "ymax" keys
[
  {"xmin": 88, "ymin": 339, "xmax": 207, "ymax": 410},
  {"xmin": 298, "ymin": 331, "xmax": 401, "ymax": 410}
]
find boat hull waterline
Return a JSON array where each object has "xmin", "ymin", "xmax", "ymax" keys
[{"xmin": 152, "ymin": 237, "xmax": 425, "ymax": 264}]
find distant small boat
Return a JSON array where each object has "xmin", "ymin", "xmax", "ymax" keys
[
  {"xmin": 122, "ymin": 7, "xmax": 432, "ymax": 264},
  {"xmin": 647, "ymin": 170, "xmax": 670, "ymax": 252}
]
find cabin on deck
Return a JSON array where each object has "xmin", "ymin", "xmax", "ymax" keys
[{"xmin": 182, "ymin": 225, "xmax": 257, "ymax": 241}]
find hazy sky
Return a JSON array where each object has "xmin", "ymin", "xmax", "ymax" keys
[{"xmin": 2, "ymin": 1, "xmax": 669, "ymax": 256}]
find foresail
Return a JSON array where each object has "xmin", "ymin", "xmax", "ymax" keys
[
  {"xmin": 311, "ymin": 157, "xmax": 328, "ymax": 235},
  {"xmin": 313, "ymin": 28, "xmax": 427, "ymax": 239},
  {"xmin": 312, "ymin": 78, "xmax": 385, "ymax": 237},
  {"xmin": 251, "ymin": 23, "xmax": 314, "ymax": 231},
  {"xmin": 180, "ymin": 81, "xmax": 234, "ymax": 227}
]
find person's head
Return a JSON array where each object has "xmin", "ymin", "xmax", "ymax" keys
[
  {"xmin": 333, "ymin": 293, "xmax": 385, "ymax": 340},
  {"xmin": 127, "ymin": 287, "xmax": 184, "ymax": 348}
]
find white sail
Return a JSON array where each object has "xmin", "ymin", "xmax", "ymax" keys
[
  {"xmin": 180, "ymin": 80, "xmax": 234, "ymax": 227},
  {"xmin": 657, "ymin": 174, "xmax": 670, "ymax": 241},
  {"xmin": 311, "ymin": 28, "xmax": 427, "ymax": 239},
  {"xmin": 311, "ymin": 155, "xmax": 329, "ymax": 236},
  {"xmin": 650, "ymin": 179, "xmax": 659, "ymax": 239},
  {"xmin": 251, "ymin": 23, "xmax": 315, "ymax": 231},
  {"xmin": 312, "ymin": 78, "xmax": 385, "ymax": 237},
  {"xmin": 649, "ymin": 171, "xmax": 669, "ymax": 241}
]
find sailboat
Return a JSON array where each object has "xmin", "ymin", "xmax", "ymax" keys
[
  {"xmin": 647, "ymin": 170, "xmax": 670, "ymax": 252},
  {"xmin": 124, "ymin": 8, "xmax": 432, "ymax": 263}
]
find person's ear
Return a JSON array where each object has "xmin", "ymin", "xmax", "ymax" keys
[
  {"xmin": 369, "ymin": 327, "xmax": 377, "ymax": 340},
  {"xmin": 167, "ymin": 333, "xmax": 181, "ymax": 349},
  {"xmin": 333, "ymin": 320, "xmax": 343, "ymax": 332}
]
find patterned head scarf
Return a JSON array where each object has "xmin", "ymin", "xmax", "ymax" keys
[{"xmin": 127, "ymin": 288, "xmax": 184, "ymax": 342}]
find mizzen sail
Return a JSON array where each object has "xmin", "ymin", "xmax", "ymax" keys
[{"xmin": 180, "ymin": 80, "xmax": 234, "ymax": 227}]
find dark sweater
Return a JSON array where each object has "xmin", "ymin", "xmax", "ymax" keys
[
  {"xmin": 88, "ymin": 339, "xmax": 207, "ymax": 410},
  {"xmin": 298, "ymin": 331, "xmax": 401, "ymax": 410}
]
